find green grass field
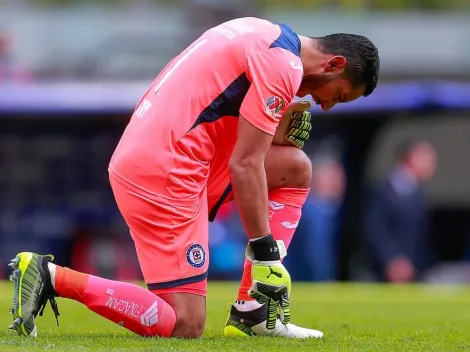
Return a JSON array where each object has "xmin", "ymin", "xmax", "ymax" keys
[{"xmin": 1, "ymin": 281, "xmax": 470, "ymax": 351}]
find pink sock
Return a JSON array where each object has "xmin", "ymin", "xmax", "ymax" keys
[
  {"xmin": 53, "ymin": 266, "xmax": 176, "ymax": 337},
  {"xmin": 237, "ymin": 187, "xmax": 309, "ymax": 301}
]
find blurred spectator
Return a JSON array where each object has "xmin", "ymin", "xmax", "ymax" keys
[
  {"xmin": 285, "ymin": 154, "xmax": 346, "ymax": 281},
  {"xmin": 0, "ymin": 32, "xmax": 32, "ymax": 82},
  {"xmin": 208, "ymin": 202, "xmax": 246, "ymax": 280},
  {"xmin": 364, "ymin": 140, "xmax": 438, "ymax": 283}
]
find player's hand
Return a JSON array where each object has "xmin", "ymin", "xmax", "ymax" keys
[
  {"xmin": 285, "ymin": 109, "xmax": 312, "ymax": 149},
  {"xmin": 245, "ymin": 235, "xmax": 291, "ymax": 329},
  {"xmin": 272, "ymin": 100, "xmax": 312, "ymax": 149}
]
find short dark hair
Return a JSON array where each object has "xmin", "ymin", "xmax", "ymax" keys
[{"xmin": 315, "ymin": 33, "xmax": 380, "ymax": 97}]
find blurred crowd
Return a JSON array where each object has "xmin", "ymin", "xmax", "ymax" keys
[
  {"xmin": 1, "ymin": 0, "xmax": 469, "ymax": 82},
  {"xmin": 0, "ymin": 33, "xmax": 32, "ymax": 82}
]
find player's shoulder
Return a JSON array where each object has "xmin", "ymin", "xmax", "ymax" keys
[
  {"xmin": 266, "ymin": 48, "xmax": 303, "ymax": 73},
  {"xmin": 267, "ymin": 23, "xmax": 301, "ymax": 58},
  {"xmin": 259, "ymin": 47, "xmax": 303, "ymax": 89},
  {"xmin": 258, "ymin": 21, "xmax": 303, "ymax": 76}
]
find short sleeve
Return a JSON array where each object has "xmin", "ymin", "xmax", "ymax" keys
[{"xmin": 239, "ymin": 48, "xmax": 302, "ymax": 136}]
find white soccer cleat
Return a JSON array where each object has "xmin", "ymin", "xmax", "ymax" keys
[
  {"xmin": 224, "ymin": 303, "xmax": 323, "ymax": 339},
  {"xmin": 251, "ymin": 319, "xmax": 324, "ymax": 338}
]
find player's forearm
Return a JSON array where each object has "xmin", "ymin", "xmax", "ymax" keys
[{"xmin": 229, "ymin": 159, "xmax": 270, "ymax": 239}]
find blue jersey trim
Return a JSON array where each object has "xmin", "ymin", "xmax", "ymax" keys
[
  {"xmin": 190, "ymin": 73, "xmax": 251, "ymax": 131},
  {"xmin": 209, "ymin": 183, "xmax": 232, "ymax": 222},
  {"xmin": 269, "ymin": 23, "xmax": 301, "ymax": 57},
  {"xmin": 147, "ymin": 271, "xmax": 208, "ymax": 289}
]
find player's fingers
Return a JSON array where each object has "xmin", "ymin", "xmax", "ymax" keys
[
  {"xmin": 266, "ymin": 299, "xmax": 278, "ymax": 330},
  {"xmin": 280, "ymin": 293, "xmax": 291, "ymax": 325},
  {"xmin": 287, "ymin": 135, "xmax": 304, "ymax": 149},
  {"xmin": 287, "ymin": 128, "xmax": 309, "ymax": 142},
  {"xmin": 248, "ymin": 283, "xmax": 270, "ymax": 303},
  {"xmin": 291, "ymin": 112, "xmax": 312, "ymax": 127},
  {"xmin": 285, "ymin": 135, "xmax": 303, "ymax": 149},
  {"xmin": 284, "ymin": 100, "xmax": 312, "ymax": 114}
]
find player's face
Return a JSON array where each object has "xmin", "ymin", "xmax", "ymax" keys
[
  {"xmin": 297, "ymin": 75, "xmax": 365, "ymax": 111},
  {"xmin": 297, "ymin": 55, "xmax": 365, "ymax": 111}
]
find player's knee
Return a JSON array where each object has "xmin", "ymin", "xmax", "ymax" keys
[
  {"xmin": 288, "ymin": 149, "xmax": 312, "ymax": 188},
  {"xmin": 266, "ymin": 145, "xmax": 312, "ymax": 189},
  {"xmin": 172, "ymin": 311, "xmax": 205, "ymax": 338},
  {"xmin": 158, "ymin": 292, "xmax": 206, "ymax": 338}
]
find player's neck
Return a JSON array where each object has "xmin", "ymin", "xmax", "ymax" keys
[{"xmin": 298, "ymin": 36, "xmax": 324, "ymax": 76}]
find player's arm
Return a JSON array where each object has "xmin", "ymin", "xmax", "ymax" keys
[
  {"xmin": 229, "ymin": 48, "xmax": 300, "ymax": 239},
  {"xmin": 229, "ymin": 49, "xmax": 302, "ymax": 329},
  {"xmin": 229, "ymin": 116, "xmax": 292, "ymax": 330},
  {"xmin": 229, "ymin": 115, "xmax": 272, "ymax": 239}
]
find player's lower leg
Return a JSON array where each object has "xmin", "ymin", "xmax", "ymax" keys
[
  {"xmin": 8, "ymin": 252, "xmax": 177, "ymax": 338},
  {"xmin": 224, "ymin": 187, "xmax": 323, "ymax": 338}
]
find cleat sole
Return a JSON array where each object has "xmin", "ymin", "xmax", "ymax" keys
[
  {"xmin": 8, "ymin": 255, "xmax": 27, "ymax": 336},
  {"xmin": 8, "ymin": 317, "xmax": 22, "ymax": 332},
  {"xmin": 8, "ymin": 257, "xmax": 20, "ymax": 269}
]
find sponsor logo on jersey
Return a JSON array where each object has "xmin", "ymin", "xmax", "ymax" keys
[{"xmin": 265, "ymin": 96, "xmax": 284, "ymax": 117}]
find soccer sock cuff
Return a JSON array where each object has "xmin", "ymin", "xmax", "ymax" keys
[
  {"xmin": 52, "ymin": 265, "xmax": 89, "ymax": 302},
  {"xmin": 48, "ymin": 263, "xmax": 57, "ymax": 290},
  {"xmin": 268, "ymin": 187, "xmax": 310, "ymax": 208},
  {"xmin": 234, "ymin": 300, "xmax": 263, "ymax": 312}
]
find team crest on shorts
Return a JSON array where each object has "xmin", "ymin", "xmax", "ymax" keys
[
  {"xmin": 186, "ymin": 244, "xmax": 206, "ymax": 268},
  {"xmin": 265, "ymin": 95, "xmax": 284, "ymax": 117}
]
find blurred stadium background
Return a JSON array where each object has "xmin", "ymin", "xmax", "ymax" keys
[{"xmin": 1, "ymin": 0, "xmax": 470, "ymax": 285}]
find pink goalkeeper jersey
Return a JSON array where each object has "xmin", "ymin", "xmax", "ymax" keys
[{"xmin": 109, "ymin": 17, "xmax": 304, "ymax": 205}]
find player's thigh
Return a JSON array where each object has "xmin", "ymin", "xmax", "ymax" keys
[
  {"xmin": 159, "ymin": 292, "xmax": 206, "ymax": 338},
  {"xmin": 110, "ymin": 177, "xmax": 209, "ymax": 294}
]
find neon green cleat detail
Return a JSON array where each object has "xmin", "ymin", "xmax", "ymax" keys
[
  {"xmin": 224, "ymin": 303, "xmax": 324, "ymax": 339},
  {"xmin": 8, "ymin": 252, "xmax": 59, "ymax": 337}
]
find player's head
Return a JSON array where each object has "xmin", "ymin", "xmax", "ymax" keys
[{"xmin": 298, "ymin": 33, "xmax": 380, "ymax": 111}]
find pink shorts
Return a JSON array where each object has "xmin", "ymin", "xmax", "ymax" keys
[{"xmin": 109, "ymin": 172, "xmax": 232, "ymax": 297}]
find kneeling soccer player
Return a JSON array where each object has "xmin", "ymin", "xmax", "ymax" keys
[{"xmin": 7, "ymin": 17, "xmax": 379, "ymax": 338}]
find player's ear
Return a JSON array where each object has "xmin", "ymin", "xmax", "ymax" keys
[{"xmin": 324, "ymin": 56, "xmax": 347, "ymax": 74}]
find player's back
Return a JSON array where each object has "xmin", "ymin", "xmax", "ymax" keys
[{"xmin": 109, "ymin": 17, "xmax": 303, "ymax": 203}]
